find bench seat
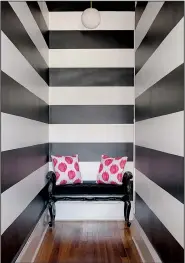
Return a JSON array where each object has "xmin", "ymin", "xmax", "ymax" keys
[{"xmin": 54, "ymin": 180, "xmax": 133, "ymax": 196}]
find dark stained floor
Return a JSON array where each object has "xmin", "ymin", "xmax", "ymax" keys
[{"xmin": 35, "ymin": 221, "xmax": 142, "ymax": 263}]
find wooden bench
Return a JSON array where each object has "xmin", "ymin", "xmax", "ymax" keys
[{"xmin": 46, "ymin": 171, "xmax": 133, "ymax": 227}]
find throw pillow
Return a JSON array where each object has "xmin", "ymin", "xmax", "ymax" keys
[
  {"xmin": 51, "ymin": 154, "xmax": 82, "ymax": 185},
  {"xmin": 96, "ymin": 155, "xmax": 128, "ymax": 185}
]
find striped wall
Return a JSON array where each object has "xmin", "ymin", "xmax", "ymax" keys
[
  {"xmin": 48, "ymin": 1, "xmax": 135, "ymax": 181},
  {"xmin": 135, "ymin": 2, "xmax": 184, "ymax": 263},
  {"xmin": 1, "ymin": 2, "xmax": 49, "ymax": 262}
]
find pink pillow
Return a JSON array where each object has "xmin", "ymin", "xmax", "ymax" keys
[
  {"xmin": 51, "ymin": 154, "xmax": 82, "ymax": 185},
  {"xmin": 96, "ymin": 155, "xmax": 128, "ymax": 185}
]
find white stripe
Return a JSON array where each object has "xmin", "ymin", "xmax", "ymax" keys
[
  {"xmin": 1, "ymin": 32, "xmax": 48, "ymax": 104},
  {"xmin": 10, "ymin": 2, "xmax": 48, "ymax": 65},
  {"xmin": 1, "ymin": 113, "xmax": 48, "ymax": 151},
  {"xmin": 135, "ymin": 2, "xmax": 164, "ymax": 50},
  {"xmin": 55, "ymin": 201, "xmax": 134, "ymax": 221},
  {"xmin": 37, "ymin": 1, "xmax": 49, "ymax": 29},
  {"xmin": 136, "ymin": 111, "xmax": 184, "ymax": 156},
  {"xmin": 135, "ymin": 169, "xmax": 184, "ymax": 247},
  {"xmin": 49, "ymin": 124, "xmax": 134, "ymax": 143},
  {"xmin": 49, "ymin": 161, "xmax": 134, "ymax": 181},
  {"xmin": 49, "ymin": 86, "xmax": 134, "ymax": 105},
  {"xmin": 49, "ymin": 49, "xmax": 134, "ymax": 68},
  {"xmin": 49, "ymin": 11, "xmax": 135, "ymax": 31},
  {"xmin": 136, "ymin": 18, "xmax": 184, "ymax": 98},
  {"xmin": 1, "ymin": 163, "xmax": 49, "ymax": 234}
]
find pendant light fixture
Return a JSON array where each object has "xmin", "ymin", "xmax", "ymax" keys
[{"xmin": 81, "ymin": 1, "xmax": 101, "ymax": 29}]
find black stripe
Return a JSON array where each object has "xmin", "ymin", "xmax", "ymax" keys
[
  {"xmin": 49, "ymin": 31, "xmax": 134, "ymax": 49},
  {"xmin": 136, "ymin": 146, "xmax": 184, "ymax": 203},
  {"xmin": 50, "ymin": 143, "xmax": 133, "ymax": 162},
  {"xmin": 135, "ymin": 193, "xmax": 184, "ymax": 263},
  {"xmin": 27, "ymin": 2, "xmax": 49, "ymax": 47},
  {"xmin": 50, "ymin": 105, "xmax": 134, "ymax": 124},
  {"xmin": 2, "ymin": 184, "xmax": 48, "ymax": 263},
  {"xmin": 135, "ymin": 1, "xmax": 148, "ymax": 28},
  {"xmin": 135, "ymin": 64, "xmax": 184, "ymax": 121},
  {"xmin": 1, "ymin": 2, "xmax": 48, "ymax": 85},
  {"xmin": 49, "ymin": 68, "xmax": 134, "ymax": 87},
  {"xmin": 1, "ymin": 71, "xmax": 49, "ymax": 123},
  {"xmin": 2, "ymin": 143, "xmax": 49, "ymax": 193},
  {"xmin": 46, "ymin": 1, "xmax": 135, "ymax": 11},
  {"xmin": 135, "ymin": 2, "xmax": 184, "ymax": 74}
]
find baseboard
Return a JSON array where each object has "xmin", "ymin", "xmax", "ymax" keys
[
  {"xmin": 55, "ymin": 201, "xmax": 134, "ymax": 221},
  {"xmin": 16, "ymin": 208, "xmax": 49, "ymax": 263},
  {"xmin": 130, "ymin": 218, "xmax": 162, "ymax": 263}
]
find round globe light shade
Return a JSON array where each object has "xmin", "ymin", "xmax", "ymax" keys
[{"xmin": 81, "ymin": 8, "xmax": 101, "ymax": 29}]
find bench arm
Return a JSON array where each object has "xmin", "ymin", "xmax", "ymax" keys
[
  {"xmin": 122, "ymin": 171, "xmax": 133, "ymax": 196},
  {"xmin": 46, "ymin": 172, "xmax": 56, "ymax": 199},
  {"xmin": 46, "ymin": 171, "xmax": 56, "ymax": 183}
]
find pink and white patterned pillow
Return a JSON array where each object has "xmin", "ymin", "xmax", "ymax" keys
[
  {"xmin": 96, "ymin": 155, "xmax": 128, "ymax": 185},
  {"xmin": 51, "ymin": 155, "xmax": 82, "ymax": 185}
]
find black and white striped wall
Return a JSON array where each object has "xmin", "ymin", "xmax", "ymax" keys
[
  {"xmin": 1, "ymin": 2, "xmax": 49, "ymax": 262},
  {"xmin": 135, "ymin": 2, "xmax": 184, "ymax": 263},
  {"xmin": 47, "ymin": 1, "xmax": 135, "ymax": 220},
  {"xmin": 48, "ymin": 1, "xmax": 135, "ymax": 181}
]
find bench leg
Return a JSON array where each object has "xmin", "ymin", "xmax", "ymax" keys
[
  {"xmin": 48, "ymin": 200, "xmax": 55, "ymax": 227},
  {"xmin": 124, "ymin": 201, "xmax": 131, "ymax": 227}
]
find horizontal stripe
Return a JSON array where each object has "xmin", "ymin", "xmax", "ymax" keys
[
  {"xmin": 1, "ymin": 143, "xmax": 49, "ymax": 193},
  {"xmin": 55, "ymin": 202, "xmax": 134, "ymax": 221},
  {"xmin": 135, "ymin": 193, "xmax": 184, "ymax": 263},
  {"xmin": 49, "ymin": 161, "xmax": 134, "ymax": 181},
  {"xmin": 1, "ymin": 113, "xmax": 48, "ymax": 151},
  {"xmin": 135, "ymin": 2, "xmax": 163, "ymax": 50},
  {"xmin": 49, "ymin": 30, "xmax": 134, "ymax": 49},
  {"xmin": 135, "ymin": 169, "xmax": 184, "ymax": 247},
  {"xmin": 136, "ymin": 2, "xmax": 184, "ymax": 74},
  {"xmin": 49, "ymin": 105, "xmax": 134, "ymax": 124},
  {"xmin": 2, "ymin": 163, "xmax": 48, "ymax": 234},
  {"xmin": 135, "ymin": 1, "xmax": 148, "ymax": 28},
  {"xmin": 135, "ymin": 64, "xmax": 184, "ymax": 121},
  {"xmin": 2, "ymin": 2, "xmax": 48, "ymax": 84},
  {"xmin": 135, "ymin": 146, "xmax": 184, "ymax": 203},
  {"xmin": 46, "ymin": 2, "xmax": 135, "ymax": 11},
  {"xmin": 49, "ymin": 124, "xmax": 134, "ymax": 143},
  {"xmin": 1, "ymin": 31, "xmax": 49, "ymax": 103},
  {"xmin": 2, "ymin": 184, "xmax": 47, "ymax": 263},
  {"xmin": 38, "ymin": 1, "xmax": 49, "ymax": 29},
  {"xmin": 1, "ymin": 72, "xmax": 49, "ymax": 123},
  {"xmin": 49, "ymin": 86, "xmax": 134, "ymax": 105},
  {"xmin": 135, "ymin": 18, "xmax": 184, "ymax": 98},
  {"xmin": 49, "ymin": 49, "xmax": 134, "ymax": 68},
  {"xmin": 49, "ymin": 12, "xmax": 135, "ymax": 31},
  {"xmin": 49, "ymin": 68, "xmax": 134, "ymax": 86},
  {"xmin": 135, "ymin": 111, "xmax": 184, "ymax": 156},
  {"xmin": 50, "ymin": 143, "xmax": 133, "ymax": 162},
  {"xmin": 27, "ymin": 2, "xmax": 49, "ymax": 47}
]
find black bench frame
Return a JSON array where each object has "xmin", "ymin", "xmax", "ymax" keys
[{"xmin": 46, "ymin": 171, "xmax": 133, "ymax": 227}]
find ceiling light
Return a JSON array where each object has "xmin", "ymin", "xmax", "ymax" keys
[{"xmin": 81, "ymin": 2, "xmax": 101, "ymax": 29}]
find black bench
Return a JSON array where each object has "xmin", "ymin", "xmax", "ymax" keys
[{"xmin": 46, "ymin": 171, "xmax": 133, "ymax": 227}]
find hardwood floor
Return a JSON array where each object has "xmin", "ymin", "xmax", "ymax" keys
[{"xmin": 34, "ymin": 221, "xmax": 142, "ymax": 263}]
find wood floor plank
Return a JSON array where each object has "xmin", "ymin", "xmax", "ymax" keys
[{"xmin": 34, "ymin": 221, "xmax": 142, "ymax": 263}]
